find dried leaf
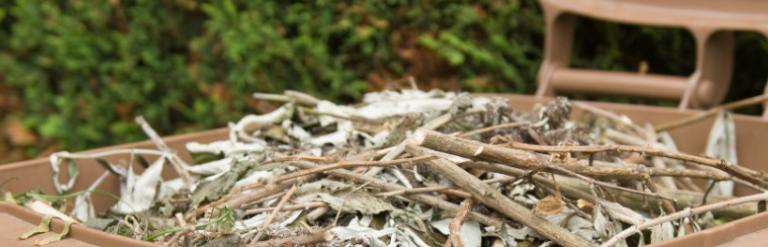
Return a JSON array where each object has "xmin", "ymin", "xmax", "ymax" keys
[
  {"xmin": 600, "ymin": 200, "xmax": 648, "ymax": 225},
  {"xmin": 577, "ymin": 199, "xmax": 594, "ymax": 212},
  {"xmin": 191, "ymin": 159, "xmax": 253, "ymax": 208},
  {"xmin": 72, "ymin": 171, "xmax": 109, "ymax": 222},
  {"xmin": 186, "ymin": 157, "xmax": 232, "ymax": 175},
  {"xmin": 705, "ymin": 111, "xmax": 737, "ymax": 197},
  {"xmin": 533, "ymin": 196, "xmax": 565, "ymax": 216},
  {"xmin": 650, "ymin": 222, "xmax": 675, "ymax": 243},
  {"xmin": 111, "ymin": 158, "xmax": 165, "ymax": 214},
  {"xmin": 329, "ymin": 225, "xmax": 395, "ymax": 247},
  {"xmin": 430, "ymin": 218, "xmax": 482, "ymax": 247},
  {"xmin": 318, "ymin": 191, "xmax": 395, "ymax": 214},
  {"xmin": 25, "ymin": 200, "xmax": 77, "ymax": 223}
]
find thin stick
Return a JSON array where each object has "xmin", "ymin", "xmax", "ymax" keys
[
  {"xmin": 644, "ymin": 179, "xmax": 679, "ymax": 216},
  {"xmin": 547, "ymin": 163, "xmax": 676, "ymax": 203},
  {"xmin": 414, "ymin": 130, "xmax": 731, "ymax": 181},
  {"xmin": 378, "ymin": 185, "xmax": 455, "ymax": 197},
  {"xmin": 449, "ymin": 199, "xmax": 473, "ymax": 247},
  {"xmin": 504, "ymin": 141, "xmax": 721, "ymax": 169},
  {"xmin": 279, "ymin": 155, "xmax": 434, "ymax": 181},
  {"xmin": 245, "ymin": 202, "xmax": 326, "ymax": 215},
  {"xmin": 643, "ymin": 124, "xmax": 678, "ymax": 190},
  {"xmin": 574, "ymin": 102, "xmax": 646, "ymax": 135},
  {"xmin": 284, "ymin": 90, "xmax": 320, "ymax": 106},
  {"xmin": 365, "ymin": 112, "xmax": 453, "ymax": 177},
  {"xmin": 460, "ymin": 161, "xmax": 757, "ymax": 219},
  {"xmin": 406, "ymin": 144, "xmax": 593, "ymax": 247},
  {"xmin": 188, "ymin": 175, "xmax": 312, "ymax": 219},
  {"xmin": 289, "ymin": 161, "xmax": 507, "ymax": 228},
  {"xmin": 378, "ymin": 177, "xmax": 517, "ymax": 198},
  {"xmin": 656, "ymin": 94, "xmax": 768, "ymax": 131},
  {"xmin": 251, "ymin": 92, "xmax": 292, "ymax": 103},
  {"xmin": 500, "ymin": 139, "xmax": 766, "ymax": 187},
  {"xmin": 52, "ymin": 149, "xmax": 165, "ymax": 160},
  {"xmin": 408, "ymin": 76, "xmax": 419, "ymax": 90},
  {"xmin": 135, "ymin": 116, "xmax": 193, "ymax": 187},
  {"xmin": 601, "ymin": 192, "xmax": 768, "ymax": 247},
  {"xmin": 251, "ymin": 185, "xmax": 298, "ymax": 243},
  {"xmin": 458, "ymin": 122, "xmax": 530, "ymax": 138}
]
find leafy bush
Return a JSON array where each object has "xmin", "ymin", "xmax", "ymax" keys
[{"xmin": 0, "ymin": 0, "xmax": 766, "ymax": 154}]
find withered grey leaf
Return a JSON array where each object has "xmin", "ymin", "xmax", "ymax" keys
[
  {"xmin": 705, "ymin": 111, "xmax": 737, "ymax": 197},
  {"xmin": 650, "ymin": 222, "xmax": 675, "ymax": 244},
  {"xmin": 318, "ymin": 191, "xmax": 395, "ymax": 214},
  {"xmin": 112, "ymin": 157, "xmax": 164, "ymax": 214},
  {"xmin": 191, "ymin": 159, "xmax": 250, "ymax": 208}
]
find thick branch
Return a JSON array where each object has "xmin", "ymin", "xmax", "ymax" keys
[
  {"xmin": 460, "ymin": 161, "xmax": 756, "ymax": 218},
  {"xmin": 601, "ymin": 192, "xmax": 768, "ymax": 247},
  {"xmin": 407, "ymin": 145, "xmax": 593, "ymax": 247},
  {"xmin": 501, "ymin": 139, "xmax": 767, "ymax": 187},
  {"xmin": 289, "ymin": 161, "xmax": 506, "ymax": 228},
  {"xmin": 414, "ymin": 130, "xmax": 730, "ymax": 181}
]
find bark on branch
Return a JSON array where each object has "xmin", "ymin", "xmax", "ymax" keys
[
  {"xmin": 413, "ymin": 129, "xmax": 731, "ymax": 181},
  {"xmin": 407, "ymin": 144, "xmax": 593, "ymax": 247}
]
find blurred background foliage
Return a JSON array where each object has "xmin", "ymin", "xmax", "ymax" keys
[{"xmin": 0, "ymin": 0, "xmax": 766, "ymax": 161}]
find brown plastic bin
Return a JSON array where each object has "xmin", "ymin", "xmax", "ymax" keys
[{"xmin": 1, "ymin": 94, "xmax": 768, "ymax": 246}]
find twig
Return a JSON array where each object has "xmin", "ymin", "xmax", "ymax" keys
[
  {"xmin": 284, "ymin": 90, "xmax": 321, "ymax": 106},
  {"xmin": 251, "ymin": 92, "xmax": 292, "ymax": 103},
  {"xmin": 499, "ymin": 138, "xmax": 767, "ymax": 187},
  {"xmin": 449, "ymin": 199, "xmax": 473, "ymax": 247},
  {"xmin": 604, "ymin": 128, "xmax": 647, "ymax": 146},
  {"xmin": 573, "ymin": 102, "xmax": 646, "ymax": 135},
  {"xmin": 460, "ymin": 161, "xmax": 757, "ymax": 219},
  {"xmin": 643, "ymin": 124, "xmax": 678, "ymax": 190},
  {"xmin": 601, "ymin": 192, "xmax": 768, "ymax": 247},
  {"xmin": 54, "ymin": 149, "xmax": 167, "ymax": 159},
  {"xmin": 251, "ymin": 185, "xmax": 298, "ymax": 243},
  {"xmin": 188, "ymin": 176, "xmax": 312, "ymax": 219},
  {"xmin": 655, "ymin": 94, "xmax": 768, "ymax": 131},
  {"xmin": 458, "ymin": 122, "xmax": 530, "ymax": 138},
  {"xmin": 378, "ymin": 185, "xmax": 455, "ymax": 197},
  {"xmin": 406, "ymin": 144, "xmax": 593, "ymax": 247},
  {"xmin": 289, "ymin": 161, "xmax": 507, "ymax": 228},
  {"xmin": 301, "ymin": 107, "xmax": 382, "ymax": 125},
  {"xmin": 365, "ymin": 112, "xmax": 453, "ymax": 177},
  {"xmin": 414, "ymin": 130, "xmax": 731, "ymax": 181},
  {"xmin": 135, "ymin": 116, "xmax": 194, "ymax": 187},
  {"xmin": 279, "ymin": 155, "xmax": 434, "ymax": 181},
  {"xmin": 408, "ymin": 76, "xmax": 419, "ymax": 90},
  {"xmin": 547, "ymin": 163, "xmax": 676, "ymax": 203},
  {"xmin": 245, "ymin": 202, "xmax": 327, "ymax": 215},
  {"xmin": 377, "ymin": 177, "xmax": 518, "ymax": 198}
]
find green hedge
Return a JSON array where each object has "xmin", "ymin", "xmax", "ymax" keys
[{"xmin": 0, "ymin": 0, "xmax": 766, "ymax": 153}]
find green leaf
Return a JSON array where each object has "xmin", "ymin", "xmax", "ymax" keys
[
  {"xmin": 34, "ymin": 221, "xmax": 73, "ymax": 245},
  {"xmin": 19, "ymin": 215, "xmax": 52, "ymax": 240}
]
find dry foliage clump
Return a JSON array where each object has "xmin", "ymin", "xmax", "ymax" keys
[{"xmin": 9, "ymin": 89, "xmax": 768, "ymax": 247}]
